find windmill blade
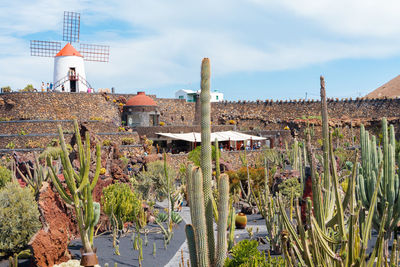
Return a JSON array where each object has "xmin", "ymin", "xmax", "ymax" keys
[
  {"xmin": 79, "ymin": 43, "xmax": 110, "ymax": 62},
  {"xmin": 30, "ymin": 40, "xmax": 62, "ymax": 57},
  {"xmin": 63, "ymin": 11, "xmax": 80, "ymax": 43}
]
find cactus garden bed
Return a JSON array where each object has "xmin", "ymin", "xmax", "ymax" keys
[{"xmin": 68, "ymin": 215, "xmax": 187, "ymax": 267}]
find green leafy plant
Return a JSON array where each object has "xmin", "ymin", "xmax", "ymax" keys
[
  {"xmin": 134, "ymin": 160, "xmax": 176, "ymax": 201},
  {"xmin": 188, "ymin": 145, "xmax": 218, "ymax": 167},
  {"xmin": 102, "ymin": 139, "xmax": 112, "ymax": 147},
  {"xmin": 277, "ymin": 177, "xmax": 302, "ymax": 204},
  {"xmin": 102, "ymin": 182, "xmax": 141, "ymax": 229},
  {"xmin": 121, "ymin": 137, "xmax": 135, "ymax": 145},
  {"xmin": 18, "ymin": 130, "xmax": 28, "ymax": 136},
  {"xmin": 20, "ymin": 84, "xmax": 35, "ymax": 92},
  {"xmin": 0, "ymin": 182, "xmax": 41, "ymax": 254},
  {"xmin": 224, "ymin": 240, "xmax": 285, "ymax": 267},
  {"xmin": 6, "ymin": 142, "xmax": 15, "ymax": 149},
  {"xmin": 0, "ymin": 166, "xmax": 12, "ymax": 189}
]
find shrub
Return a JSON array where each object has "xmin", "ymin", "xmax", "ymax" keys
[
  {"xmin": 118, "ymin": 126, "xmax": 126, "ymax": 132},
  {"xmin": 89, "ymin": 117, "xmax": 103, "ymax": 121},
  {"xmin": 159, "ymin": 121, "xmax": 165, "ymax": 126},
  {"xmin": 226, "ymin": 166, "xmax": 265, "ymax": 193},
  {"xmin": 102, "ymin": 139, "xmax": 111, "ymax": 146},
  {"xmin": 277, "ymin": 177, "xmax": 302, "ymax": 206},
  {"xmin": 48, "ymin": 138, "xmax": 59, "ymax": 147},
  {"xmin": 0, "ymin": 183, "xmax": 41, "ymax": 254},
  {"xmin": 19, "ymin": 84, "xmax": 35, "ymax": 92},
  {"xmin": 39, "ymin": 146, "xmax": 61, "ymax": 160},
  {"xmin": 0, "ymin": 117, "xmax": 11, "ymax": 121},
  {"xmin": 188, "ymin": 145, "xmax": 218, "ymax": 166},
  {"xmin": 0, "ymin": 166, "xmax": 12, "ymax": 189},
  {"xmin": 121, "ymin": 137, "xmax": 135, "ymax": 145},
  {"xmin": 25, "ymin": 140, "xmax": 41, "ymax": 148},
  {"xmin": 18, "ymin": 130, "xmax": 28, "ymax": 136},
  {"xmin": 225, "ymin": 239, "xmax": 285, "ymax": 266},
  {"xmin": 228, "ymin": 119, "xmax": 236, "ymax": 125},
  {"xmin": 6, "ymin": 142, "xmax": 15, "ymax": 149},
  {"xmin": 1, "ymin": 86, "xmax": 11, "ymax": 93},
  {"xmin": 101, "ymin": 183, "xmax": 141, "ymax": 228},
  {"xmin": 119, "ymin": 156, "xmax": 130, "ymax": 169},
  {"xmin": 134, "ymin": 160, "xmax": 176, "ymax": 201}
]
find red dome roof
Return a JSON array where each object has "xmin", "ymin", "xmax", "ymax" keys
[{"xmin": 126, "ymin": 92, "xmax": 157, "ymax": 106}]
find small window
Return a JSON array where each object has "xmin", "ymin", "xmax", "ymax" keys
[
  {"xmin": 216, "ymin": 95, "xmax": 219, "ymax": 100},
  {"xmin": 179, "ymin": 95, "xmax": 184, "ymax": 99}
]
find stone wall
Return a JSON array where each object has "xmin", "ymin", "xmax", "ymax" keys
[
  {"xmin": 1, "ymin": 92, "xmax": 400, "ymax": 147},
  {"xmin": 0, "ymin": 120, "xmax": 118, "ymax": 135},
  {"xmin": 0, "ymin": 92, "xmax": 121, "ymax": 124},
  {"xmin": 0, "ymin": 132, "xmax": 140, "ymax": 149}
]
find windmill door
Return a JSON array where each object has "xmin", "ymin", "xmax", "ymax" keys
[{"xmin": 69, "ymin": 67, "xmax": 77, "ymax": 92}]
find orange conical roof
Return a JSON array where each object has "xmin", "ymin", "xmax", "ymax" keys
[{"xmin": 55, "ymin": 43, "xmax": 83, "ymax": 57}]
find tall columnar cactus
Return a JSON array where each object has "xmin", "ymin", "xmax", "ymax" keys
[
  {"xmin": 47, "ymin": 120, "xmax": 101, "ymax": 258},
  {"xmin": 358, "ymin": 118, "xmax": 400, "ymax": 241},
  {"xmin": 200, "ymin": 57, "xmax": 215, "ymax": 262},
  {"xmin": 215, "ymin": 174, "xmax": 229, "ymax": 267},
  {"xmin": 320, "ymin": 76, "xmax": 332, "ymax": 219},
  {"xmin": 187, "ymin": 167, "xmax": 210, "ymax": 267},
  {"xmin": 185, "ymin": 58, "xmax": 230, "ymax": 267}
]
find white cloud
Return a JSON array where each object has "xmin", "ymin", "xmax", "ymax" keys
[{"xmin": 2, "ymin": 0, "xmax": 400, "ymax": 94}]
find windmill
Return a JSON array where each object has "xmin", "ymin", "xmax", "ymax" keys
[{"xmin": 30, "ymin": 11, "xmax": 110, "ymax": 92}]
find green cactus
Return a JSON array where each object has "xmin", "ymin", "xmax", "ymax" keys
[
  {"xmin": 216, "ymin": 174, "xmax": 229, "ymax": 267},
  {"xmin": 152, "ymin": 242, "xmax": 156, "ymax": 257},
  {"xmin": 187, "ymin": 167, "xmax": 209, "ymax": 266},
  {"xmin": 358, "ymin": 118, "xmax": 400, "ymax": 242},
  {"xmin": 252, "ymin": 161, "xmax": 282, "ymax": 254},
  {"xmin": 47, "ymin": 119, "xmax": 101, "ymax": 254},
  {"xmin": 200, "ymin": 57, "xmax": 215, "ymax": 262},
  {"xmin": 185, "ymin": 224, "xmax": 198, "ymax": 267},
  {"xmin": 185, "ymin": 58, "xmax": 231, "ymax": 267},
  {"xmin": 16, "ymin": 152, "xmax": 49, "ymax": 197},
  {"xmin": 227, "ymin": 198, "xmax": 236, "ymax": 251}
]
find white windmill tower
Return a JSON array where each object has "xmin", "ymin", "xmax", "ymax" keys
[{"xmin": 30, "ymin": 11, "xmax": 110, "ymax": 92}]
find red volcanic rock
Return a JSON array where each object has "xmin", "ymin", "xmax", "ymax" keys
[
  {"xmin": 92, "ymin": 178, "xmax": 113, "ymax": 203},
  {"xmin": 30, "ymin": 182, "xmax": 78, "ymax": 267}
]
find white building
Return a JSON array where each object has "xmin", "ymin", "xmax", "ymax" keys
[
  {"xmin": 53, "ymin": 43, "xmax": 89, "ymax": 92},
  {"xmin": 175, "ymin": 89, "xmax": 224, "ymax": 102}
]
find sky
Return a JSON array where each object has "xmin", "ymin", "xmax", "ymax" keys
[{"xmin": 1, "ymin": 0, "xmax": 400, "ymax": 100}]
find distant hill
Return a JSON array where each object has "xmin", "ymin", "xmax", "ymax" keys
[{"xmin": 365, "ymin": 75, "xmax": 400, "ymax": 99}]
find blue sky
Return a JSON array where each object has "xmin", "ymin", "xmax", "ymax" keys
[{"xmin": 1, "ymin": 0, "xmax": 400, "ymax": 100}]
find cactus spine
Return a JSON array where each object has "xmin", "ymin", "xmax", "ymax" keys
[
  {"xmin": 200, "ymin": 58, "xmax": 215, "ymax": 262},
  {"xmin": 47, "ymin": 119, "xmax": 101, "ymax": 254}
]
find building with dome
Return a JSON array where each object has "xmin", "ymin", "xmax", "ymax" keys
[{"xmin": 122, "ymin": 92, "xmax": 160, "ymax": 127}]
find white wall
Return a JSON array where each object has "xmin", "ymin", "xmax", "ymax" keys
[
  {"xmin": 53, "ymin": 56, "xmax": 88, "ymax": 92},
  {"xmin": 175, "ymin": 89, "xmax": 223, "ymax": 102},
  {"xmin": 210, "ymin": 92, "xmax": 223, "ymax": 102},
  {"xmin": 175, "ymin": 89, "xmax": 189, "ymax": 101}
]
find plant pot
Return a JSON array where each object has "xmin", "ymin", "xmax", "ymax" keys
[
  {"xmin": 235, "ymin": 212, "xmax": 247, "ymax": 229},
  {"xmin": 80, "ymin": 248, "xmax": 98, "ymax": 267}
]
